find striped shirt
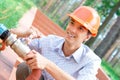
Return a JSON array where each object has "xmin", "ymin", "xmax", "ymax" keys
[{"xmin": 28, "ymin": 35, "xmax": 101, "ymax": 80}]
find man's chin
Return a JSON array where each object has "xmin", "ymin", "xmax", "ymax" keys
[{"xmin": 65, "ymin": 38, "xmax": 74, "ymax": 44}]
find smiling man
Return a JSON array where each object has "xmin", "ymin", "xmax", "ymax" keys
[{"xmin": 10, "ymin": 6, "xmax": 101, "ymax": 80}]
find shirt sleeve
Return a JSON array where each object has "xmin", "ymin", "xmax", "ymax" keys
[
  {"xmin": 27, "ymin": 38, "xmax": 41, "ymax": 52},
  {"xmin": 28, "ymin": 36, "xmax": 50, "ymax": 52}
]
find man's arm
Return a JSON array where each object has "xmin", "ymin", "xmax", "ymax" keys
[
  {"xmin": 45, "ymin": 60, "xmax": 75, "ymax": 80},
  {"xmin": 24, "ymin": 50, "xmax": 75, "ymax": 80}
]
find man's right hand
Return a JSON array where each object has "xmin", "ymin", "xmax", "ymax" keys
[
  {"xmin": 10, "ymin": 26, "xmax": 33, "ymax": 38},
  {"xmin": 10, "ymin": 25, "xmax": 44, "ymax": 38}
]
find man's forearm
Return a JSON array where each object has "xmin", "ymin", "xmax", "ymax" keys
[{"xmin": 45, "ymin": 60, "xmax": 75, "ymax": 80}]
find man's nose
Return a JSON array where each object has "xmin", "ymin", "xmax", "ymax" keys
[{"xmin": 71, "ymin": 27, "xmax": 77, "ymax": 33}]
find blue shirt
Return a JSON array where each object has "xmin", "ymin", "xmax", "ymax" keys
[{"xmin": 28, "ymin": 35, "xmax": 101, "ymax": 80}]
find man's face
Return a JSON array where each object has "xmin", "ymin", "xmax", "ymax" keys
[{"xmin": 65, "ymin": 19, "xmax": 90, "ymax": 45}]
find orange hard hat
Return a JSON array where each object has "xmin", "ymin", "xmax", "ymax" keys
[{"xmin": 68, "ymin": 6, "xmax": 100, "ymax": 37}]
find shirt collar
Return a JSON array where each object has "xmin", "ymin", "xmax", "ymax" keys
[
  {"xmin": 54, "ymin": 39, "xmax": 83, "ymax": 63},
  {"xmin": 72, "ymin": 44, "xmax": 83, "ymax": 63},
  {"xmin": 54, "ymin": 39, "xmax": 65, "ymax": 52}
]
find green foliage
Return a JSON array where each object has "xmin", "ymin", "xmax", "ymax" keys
[
  {"xmin": 98, "ymin": 0, "xmax": 120, "ymax": 20},
  {"xmin": 83, "ymin": 0, "xmax": 96, "ymax": 7},
  {"xmin": 0, "ymin": 0, "xmax": 34, "ymax": 29},
  {"xmin": 84, "ymin": 0, "xmax": 120, "ymax": 22},
  {"xmin": 32, "ymin": 0, "xmax": 47, "ymax": 10},
  {"xmin": 101, "ymin": 60, "xmax": 120, "ymax": 80},
  {"xmin": 113, "ymin": 63, "xmax": 120, "ymax": 75}
]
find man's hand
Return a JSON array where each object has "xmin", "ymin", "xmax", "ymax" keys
[
  {"xmin": 10, "ymin": 25, "xmax": 44, "ymax": 38},
  {"xmin": 24, "ymin": 50, "xmax": 48, "ymax": 70}
]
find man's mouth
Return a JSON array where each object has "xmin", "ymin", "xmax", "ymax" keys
[{"xmin": 67, "ymin": 31, "xmax": 75, "ymax": 38}]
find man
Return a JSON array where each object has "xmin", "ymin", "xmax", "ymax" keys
[{"xmin": 10, "ymin": 6, "xmax": 101, "ymax": 80}]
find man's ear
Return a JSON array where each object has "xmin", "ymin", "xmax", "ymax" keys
[{"xmin": 84, "ymin": 34, "xmax": 92, "ymax": 42}]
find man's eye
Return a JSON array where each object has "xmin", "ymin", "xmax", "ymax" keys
[
  {"xmin": 70, "ymin": 21, "xmax": 74, "ymax": 24},
  {"xmin": 79, "ymin": 27, "xmax": 83, "ymax": 30},
  {"xmin": 79, "ymin": 27, "xmax": 85, "ymax": 31}
]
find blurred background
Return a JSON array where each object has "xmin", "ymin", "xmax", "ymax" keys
[{"xmin": 0, "ymin": 0, "xmax": 120, "ymax": 80}]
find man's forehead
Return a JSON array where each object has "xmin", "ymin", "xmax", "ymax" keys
[{"xmin": 70, "ymin": 18, "xmax": 88, "ymax": 30}]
